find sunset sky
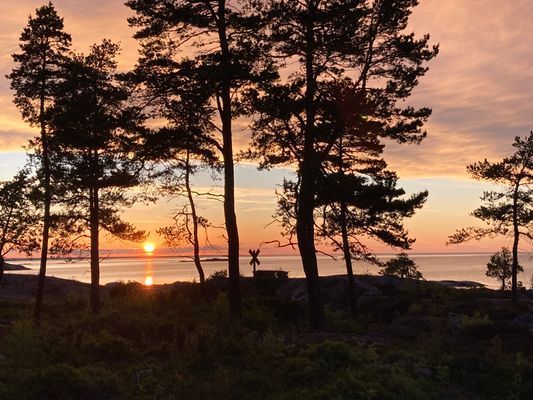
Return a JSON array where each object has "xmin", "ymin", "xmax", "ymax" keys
[{"xmin": 1, "ymin": 0, "xmax": 532, "ymax": 255}]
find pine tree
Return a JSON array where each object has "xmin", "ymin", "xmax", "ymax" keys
[
  {"xmin": 274, "ymin": 81, "xmax": 427, "ymax": 319},
  {"xmin": 380, "ymin": 252, "xmax": 422, "ymax": 280},
  {"xmin": 486, "ymin": 248, "xmax": 524, "ymax": 291},
  {"xmin": 316, "ymin": 82, "xmax": 427, "ymax": 318},
  {"xmin": 249, "ymin": 0, "xmax": 437, "ymax": 328},
  {"xmin": 8, "ymin": 2, "xmax": 72, "ymax": 323},
  {"xmin": 50, "ymin": 40, "xmax": 146, "ymax": 313},
  {"xmin": 448, "ymin": 132, "xmax": 533, "ymax": 301}
]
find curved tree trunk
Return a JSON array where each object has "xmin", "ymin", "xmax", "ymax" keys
[
  {"xmin": 185, "ymin": 150, "xmax": 205, "ymax": 288},
  {"xmin": 340, "ymin": 202, "xmax": 357, "ymax": 319}
]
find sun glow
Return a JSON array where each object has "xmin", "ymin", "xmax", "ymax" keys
[
  {"xmin": 143, "ymin": 243, "xmax": 155, "ymax": 253},
  {"xmin": 144, "ymin": 276, "xmax": 154, "ymax": 286}
]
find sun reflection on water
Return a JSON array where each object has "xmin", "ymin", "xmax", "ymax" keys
[{"xmin": 144, "ymin": 275, "xmax": 154, "ymax": 286}]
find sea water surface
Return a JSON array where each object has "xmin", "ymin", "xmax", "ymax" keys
[{"xmin": 7, "ymin": 253, "xmax": 533, "ymax": 289}]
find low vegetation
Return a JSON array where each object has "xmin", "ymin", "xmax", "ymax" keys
[{"xmin": 0, "ymin": 278, "xmax": 532, "ymax": 399}]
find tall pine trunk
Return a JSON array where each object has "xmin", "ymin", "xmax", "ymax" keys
[
  {"xmin": 296, "ymin": 170, "xmax": 326, "ymax": 329},
  {"xmin": 185, "ymin": 151, "xmax": 205, "ymax": 288},
  {"xmin": 297, "ymin": 1, "xmax": 325, "ymax": 330},
  {"xmin": 90, "ymin": 186, "xmax": 100, "ymax": 313},
  {"xmin": 34, "ymin": 79, "xmax": 51, "ymax": 325},
  {"xmin": 217, "ymin": 0, "xmax": 241, "ymax": 319},
  {"xmin": 511, "ymin": 181, "xmax": 520, "ymax": 302},
  {"xmin": 222, "ymin": 106, "xmax": 241, "ymax": 318}
]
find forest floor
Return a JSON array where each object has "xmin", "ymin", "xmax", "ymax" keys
[{"xmin": 0, "ymin": 273, "xmax": 532, "ymax": 399}]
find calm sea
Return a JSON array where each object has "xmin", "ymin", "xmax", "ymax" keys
[{"xmin": 6, "ymin": 253, "xmax": 533, "ymax": 289}]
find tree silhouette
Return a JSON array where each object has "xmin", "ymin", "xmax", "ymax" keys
[
  {"xmin": 275, "ymin": 86, "xmax": 427, "ymax": 318},
  {"xmin": 8, "ymin": 2, "xmax": 71, "ymax": 323},
  {"xmin": 249, "ymin": 0, "xmax": 437, "ymax": 328},
  {"xmin": 50, "ymin": 41, "xmax": 146, "ymax": 313},
  {"xmin": 315, "ymin": 170, "xmax": 427, "ymax": 317},
  {"xmin": 448, "ymin": 132, "xmax": 533, "ymax": 301},
  {"xmin": 380, "ymin": 252, "xmax": 422, "ymax": 280},
  {"xmin": 155, "ymin": 148, "xmax": 216, "ymax": 290},
  {"xmin": 314, "ymin": 82, "xmax": 427, "ymax": 318},
  {"xmin": 129, "ymin": 49, "xmax": 221, "ymax": 291},
  {"xmin": 126, "ymin": 0, "xmax": 276, "ymax": 319},
  {"xmin": 0, "ymin": 170, "xmax": 41, "ymax": 285},
  {"xmin": 486, "ymin": 247, "xmax": 524, "ymax": 291}
]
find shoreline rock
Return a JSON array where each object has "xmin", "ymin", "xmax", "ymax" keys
[
  {"xmin": 0, "ymin": 272, "xmax": 501, "ymax": 305},
  {"xmin": 4, "ymin": 263, "xmax": 30, "ymax": 271}
]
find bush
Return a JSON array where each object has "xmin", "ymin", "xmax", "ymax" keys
[
  {"xmin": 83, "ymin": 331, "xmax": 134, "ymax": 362},
  {"xmin": 208, "ymin": 269, "xmax": 228, "ymax": 281},
  {"xmin": 459, "ymin": 312, "xmax": 493, "ymax": 336},
  {"xmin": 28, "ymin": 364, "xmax": 121, "ymax": 400},
  {"xmin": 108, "ymin": 281, "xmax": 146, "ymax": 299},
  {"xmin": 3, "ymin": 319, "xmax": 47, "ymax": 368}
]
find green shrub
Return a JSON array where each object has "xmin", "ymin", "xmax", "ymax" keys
[
  {"xmin": 311, "ymin": 341, "xmax": 354, "ymax": 370},
  {"xmin": 208, "ymin": 270, "xmax": 228, "ymax": 281},
  {"xmin": 243, "ymin": 302, "xmax": 277, "ymax": 331},
  {"xmin": 35, "ymin": 364, "xmax": 121, "ymax": 400},
  {"xmin": 83, "ymin": 330, "xmax": 134, "ymax": 362},
  {"xmin": 64, "ymin": 291, "xmax": 88, "ymax": 311},
  {"xmin": 108, "ymin": 281, "xmax": 146, "ymax": 299},
  {"xmin": 3, "ymin": 319, "xmax": 47, "ymax": 368},
  {"xmin": 459, "ymin": 312, "xmax": 493, "ymax": 335}
]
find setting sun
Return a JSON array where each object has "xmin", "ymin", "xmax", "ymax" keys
[
  {"xmin": 144, "ymin": 276, "xmax": 154, "ymax": 286},
  {"xmin": 143, "ymin": 243, "xmax": 155, "ymax": 253}
]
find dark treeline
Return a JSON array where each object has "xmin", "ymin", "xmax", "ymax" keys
[{"xmin": 2, "ymin": 0, "xmax": 531, "ymax": 330}]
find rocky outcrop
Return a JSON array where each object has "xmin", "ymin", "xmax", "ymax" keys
[
  {"xmin": 4, "ymin": 263, "xmax": 30, "ymax": 271},
  {"xmin": 0, "ymin": 273, "xmax": 90, "ymax": 301}
]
